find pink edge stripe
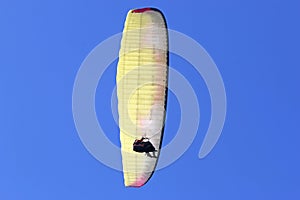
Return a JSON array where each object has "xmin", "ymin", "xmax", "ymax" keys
[
  {"xmin": 132, "ymin": 8, "xmax": 152, "ymax": 13},
  {"xmin": 128, "ymin": 177, "xmax": 147, "ymax": 187}
]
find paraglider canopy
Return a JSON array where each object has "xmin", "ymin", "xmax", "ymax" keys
[{"xmin": 116, "ymin": 7, "xmax": 168, "ymax": 187}]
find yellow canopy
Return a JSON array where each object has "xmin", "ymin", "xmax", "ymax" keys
[{"xmin": 116, "ymin": 8, "xmax": 168, "ymax": 187}]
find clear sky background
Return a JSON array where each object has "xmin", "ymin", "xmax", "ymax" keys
[{"xmin": 1, "ymin": 0, "xmax": 300, "ymax": 199}]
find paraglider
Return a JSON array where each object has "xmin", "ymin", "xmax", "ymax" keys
[
  {"xmin": 133, "ymin": 137, "xmax": 157, "ymax": 158},
  {"xmin": 116, "ymin": 8, "xmax": 168, "ymax": 187}
]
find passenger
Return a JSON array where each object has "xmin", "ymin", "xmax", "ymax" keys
[{"xmin": 133, "ymin": 137, "xmax": 157, "ymax": 158}]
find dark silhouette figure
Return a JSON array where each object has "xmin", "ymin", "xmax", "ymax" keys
[{"xmin": 133, "ymin": 137, "xmax": 157, "ymax": 158}]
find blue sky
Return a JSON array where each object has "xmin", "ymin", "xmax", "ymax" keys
[{"xmin": 1, "ymin": 0, "xmax": 300, "ymax": 199}]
